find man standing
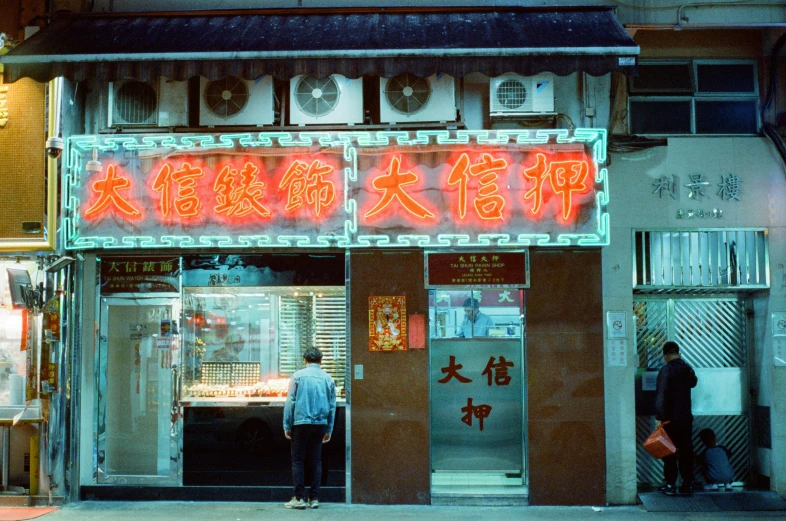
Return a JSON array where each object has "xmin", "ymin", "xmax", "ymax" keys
[
  {"xmin": 457, "ymin": 297, "xmax": 494, "ymax": 338},
  {"xmin": 283, "ymin": 347, "xmax": 337, "ymax": 509},
  {"xmin": 655, "ymin": 341, "xmax": 698, "ymax": 496}
]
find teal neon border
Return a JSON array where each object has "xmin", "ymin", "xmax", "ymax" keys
[{"xmin": 63, "ymin": 130, "xmax": 609, "ymax": 250}]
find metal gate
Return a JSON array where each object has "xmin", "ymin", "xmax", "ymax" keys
[{"xmin": 634, "ymin": 298, "xmax": 751, "ymax": 486}]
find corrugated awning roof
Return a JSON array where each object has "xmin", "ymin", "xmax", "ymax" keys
[{"xmin": 1, "ymin": 6, "xmax": 639, "ymax": 83}]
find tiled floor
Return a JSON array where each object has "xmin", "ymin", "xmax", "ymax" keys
[{"xmin": 431, "ymin": 472, "xmax": 528, "ymax": 496}]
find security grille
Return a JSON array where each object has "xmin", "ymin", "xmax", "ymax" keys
[
  {"xmin": 634, "ymin": 229, "xmax": 768, "ymax": 290},
  {"xmin": 278, "ymin": 296, "xmax": 313, "ymax": 376},
  {"xmin": 634, "ymin": 298, "xmax": 750, "ymax": 486},
  {"xmin": 277, "ymin": 292, "xmax": 346, "ymax": 387},
  {"xmin": 314, "ymin": 295, "xmax": 347, "ymax": 388},
  {"xmin": 636, "ymin": 415, "xmax": 751, "ymax": 485}
]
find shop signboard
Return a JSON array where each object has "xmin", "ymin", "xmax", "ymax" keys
[
  {"xmin": 64, "ymin": 130, "xmax": 608, "ymax": 250},
  {"xmin": 99, "ymin": 256, "xmax": 180, "ymax": 294},
  {"xmin": 425, "ymin": 251, "xmax": 529, "ymax": 288}
]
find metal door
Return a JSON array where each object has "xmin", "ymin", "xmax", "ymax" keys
[
  {"xmin": 96, "ymin": 297, "xmax": 181, "ymax": 484},
  {"xmin": 634, "ymin": 298, "xmax": 751, "ymax": 486}
]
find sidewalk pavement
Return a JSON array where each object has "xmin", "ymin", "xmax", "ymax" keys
[{"xmin": 34, "ymin": 501, "xmax": 786, "ymax": 521}]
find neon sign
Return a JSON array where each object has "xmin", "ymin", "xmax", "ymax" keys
[
  {"xmin": 64, "ymin": 130, "xmax": 609, "ymax": 249},
  {"xmin": 365, "ymin": 156, "xmax": 434, "ymax": 220}
]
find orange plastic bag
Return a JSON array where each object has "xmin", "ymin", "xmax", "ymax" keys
[{"xmin": 643, "ymin": 422, "xmax": 676, "ymax": 459}]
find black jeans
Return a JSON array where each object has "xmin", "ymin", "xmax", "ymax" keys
[
  {"xmin": 662, "ymin": 419, "xmax": 694, "ymax": 486},
  {"xmin": 291, "ymin": 424, "xmax": 326, "ymax": 501}
]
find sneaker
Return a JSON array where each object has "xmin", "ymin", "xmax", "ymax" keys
[
  {"xmin": 658, "ymin": 484, "xmax": 677, "ymax": 496},
  {"xmin": 678, "ymin": 483, "xmax": 694, "ymax": 495},
  {"xmin": 703, "ymin": 484, "xmax": 719, "ymax": 491},
  {"xmin": 725, "ymin": 483, "xmax": 734, "ymax": 491},
  {"xmin": 284, "ymin": 497, "xmax": 306, "ymax": 509},
  {"xmin": 309, "ymin": 499, "xmax": 319, "ymax": 509}
]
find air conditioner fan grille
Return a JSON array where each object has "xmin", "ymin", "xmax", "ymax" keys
[
  {"xmin": 496, "ymin": 79, "xmax": 528, "ymax": 110},
  {"xmin": 205, "ymin": 76, "xmax": 250, "ymax": 118},
  {"xmin": 295, "ymin": 76, "xmax": 339, "ymax": 118},
  {"xmin": 115, "ymin": 81, "xmax": 157, "ymax": 124},
  {"xmin": 385, "ymin": 73, "xmax": 431, "ymax": 115}
]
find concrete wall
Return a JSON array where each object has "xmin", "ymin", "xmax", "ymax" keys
[{"xmin": 604, "ymin": 137, "xmax": 786, "ymax": 503}]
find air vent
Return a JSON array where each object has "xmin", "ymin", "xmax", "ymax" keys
[
  {"xmin": 107, "ymin": 77, "xmax": 188, "ymax": 128},
  {"xmin": 385, "ymin": 73, "xmax": 431, "ymax": 115},
  {"xmin": 114, "ymin": 80, "xmax": 157, "ymax": 125},
  {"xmin": 204, "ymin": 76, "xmax": 249, "ymax": 118},
  {"xmin": 295, "ymin": 76, "xmax": 339, "ymax": 117},
  {"xmin": 496, "ymin": 78, "xmax": 528, "ymax": 110},
  {"xmin": 489, "ymin": 72, "xmax": 555, "ymax": 116},
  {"xmin": 379, "ymin": 73, "xmax": 455, "ymax": 124},
  {"xmin": 198, "ymin": 76, "xmax": 274, "ymax": 127},
  {"xmin": 289, "ymin": 74, "xmax": 363, "ymax": 125}
]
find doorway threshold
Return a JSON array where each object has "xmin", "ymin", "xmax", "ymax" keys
[{"xmin": 431, "ymin": 472, "xmax": 528, "ymax": 506}]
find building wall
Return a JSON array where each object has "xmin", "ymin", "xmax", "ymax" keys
[
  {"xmin": 527, "ymin": 249, "xmax": 606, "ymax": 505},
  {"xmin": 348, "ymin": 250, "xmax": 431, "ymax": 504},
  {"xmin": 604, "ymin": 137, "xmax": 786, "ymax": 502},
  {"xmin": 0, "ymin": 78, "xmax": 45, "ymax": 242}
]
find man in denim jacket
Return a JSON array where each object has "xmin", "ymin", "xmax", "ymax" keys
[{"xmin": 283, "ymin": 347, "xmax": 337, "ymax": 509}]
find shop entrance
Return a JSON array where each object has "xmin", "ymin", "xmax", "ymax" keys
[
  {"xmin": 429, "ymin": 289, "xmax": 527, "ymax": 499},
  {"xmin": 634, "ymin": 297, "xmax": 752, "ymax": 487},
  {"xmin": 96, "ymin": 297, "xmax": 180, "ymax": 484}
]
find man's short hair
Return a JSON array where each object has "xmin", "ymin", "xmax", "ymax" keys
[
  {"xmin": 663, "ymin": 341, "xmax": 680, "ymax": 356},
  {"xmin": 699, "ymin": 428, "xmax": 716, "ymax": 445},
  {"xmin": 303, "ymin": 347, "xmax": 323, "ymax": 363},
  {"xmin": 463, "ymin": 297, "xmax": 480, "ymax": 309}
]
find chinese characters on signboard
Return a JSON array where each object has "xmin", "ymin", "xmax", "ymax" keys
[
  {"xmin": 426, "ymin": 251, "xmax": 529, "ymax": 288},
  {"xmin": 99, "ymin": 257, "xmax": 180, "ymax": 294},
  {"xmin": 430, "ymin": 339, "xmax": 522, "ymax": 471},
  {"xmin": 64, "ymin": 131, "xmax": 609, "ymax": 249},
  {"xmin": 651, "ymin": 172, "xmax": 743, "ymax": 219}
]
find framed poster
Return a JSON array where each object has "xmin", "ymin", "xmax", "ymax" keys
[{"xmin": 369, "ymin": 296, "xmax": 407, "ymax": 351}]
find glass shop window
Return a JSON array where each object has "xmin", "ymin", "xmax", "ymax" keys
[
  {"xmin": 429, "ymin": 289, "xmax": 523, "ymax": 340},
  {"xmin": 628, "ymin": 59, "xmax": 759, "ymax": 135},
  {"xmin": 0, "ymin": 260, "xmax": 42, "ymax": 406},
  {"xmin": 181, "ymin": 286, "xmax": 346, "ymax": 401}
]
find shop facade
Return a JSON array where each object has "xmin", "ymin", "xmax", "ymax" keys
[
  {"xmin": 64, "ymin": 129, "xmax": 609, "ymax": 504},
  {"xmin": 4, "ymin": 0, "xmax": 786, "ymax": 508}
]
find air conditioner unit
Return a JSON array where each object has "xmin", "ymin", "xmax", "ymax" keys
[
  {"xmin": 107, "ymin": 77, "xmax": 188, "ymax": 127},
  {"xmin": 289, "ymin": 74, "xmax": 363, "ymax": 125},
  {"xmin": 489, "ymin": 72, "xmax": 555, "ymax": 116},
  {"xmin": 380, "ymin": 73, "xmax": 456, "ymax": 124},
  {"xmin": 199, "ymin": 75, "xmax": 274, "ymax": 127}
]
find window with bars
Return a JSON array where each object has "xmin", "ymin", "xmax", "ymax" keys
[{"xmin": 634, "ymin": 229, "xmax": 769, "ymax": 289}]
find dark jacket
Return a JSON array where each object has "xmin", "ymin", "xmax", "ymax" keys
[{"xmin": 655, "ymin": 357, "xmax": 698, "ymax": 422}]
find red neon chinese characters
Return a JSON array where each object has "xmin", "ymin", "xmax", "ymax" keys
[
  {"xmin": 84, "ymin": 165, "xmax": 141, "ymax": 218},
  {"xmin": 447, "ymin": 153, "xmax": 507, "ymax": 220},
  {"xmin": 522, "ymin": 153, "xmax": 590, "ymax": 221},
  {"xmin": 213, "ymin": 162, "xmax": 272, "ymax": 218},
  {"xmin": 364, "ymin": 156, "xmax": 434, "ymax": 220},
  {"xmin": 278, "ymin": 160, "xmax": 336, "ymax": 217},
  {"xmin": 151, "ymin": 162, "xmax": 204, "ymax": 218}
]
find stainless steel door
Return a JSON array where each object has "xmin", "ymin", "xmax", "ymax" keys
[
  {"xmin": 96, "ymin": 297, "xmax": 180, "ymax": 484},
  {"xmin": 431, "ymin": 338, "xmax": 523, "ymax": 472}
]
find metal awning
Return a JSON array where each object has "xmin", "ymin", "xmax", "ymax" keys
[{"xmin": 1, "ymin": 6, "xmax": 639, "ymax": 83}]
